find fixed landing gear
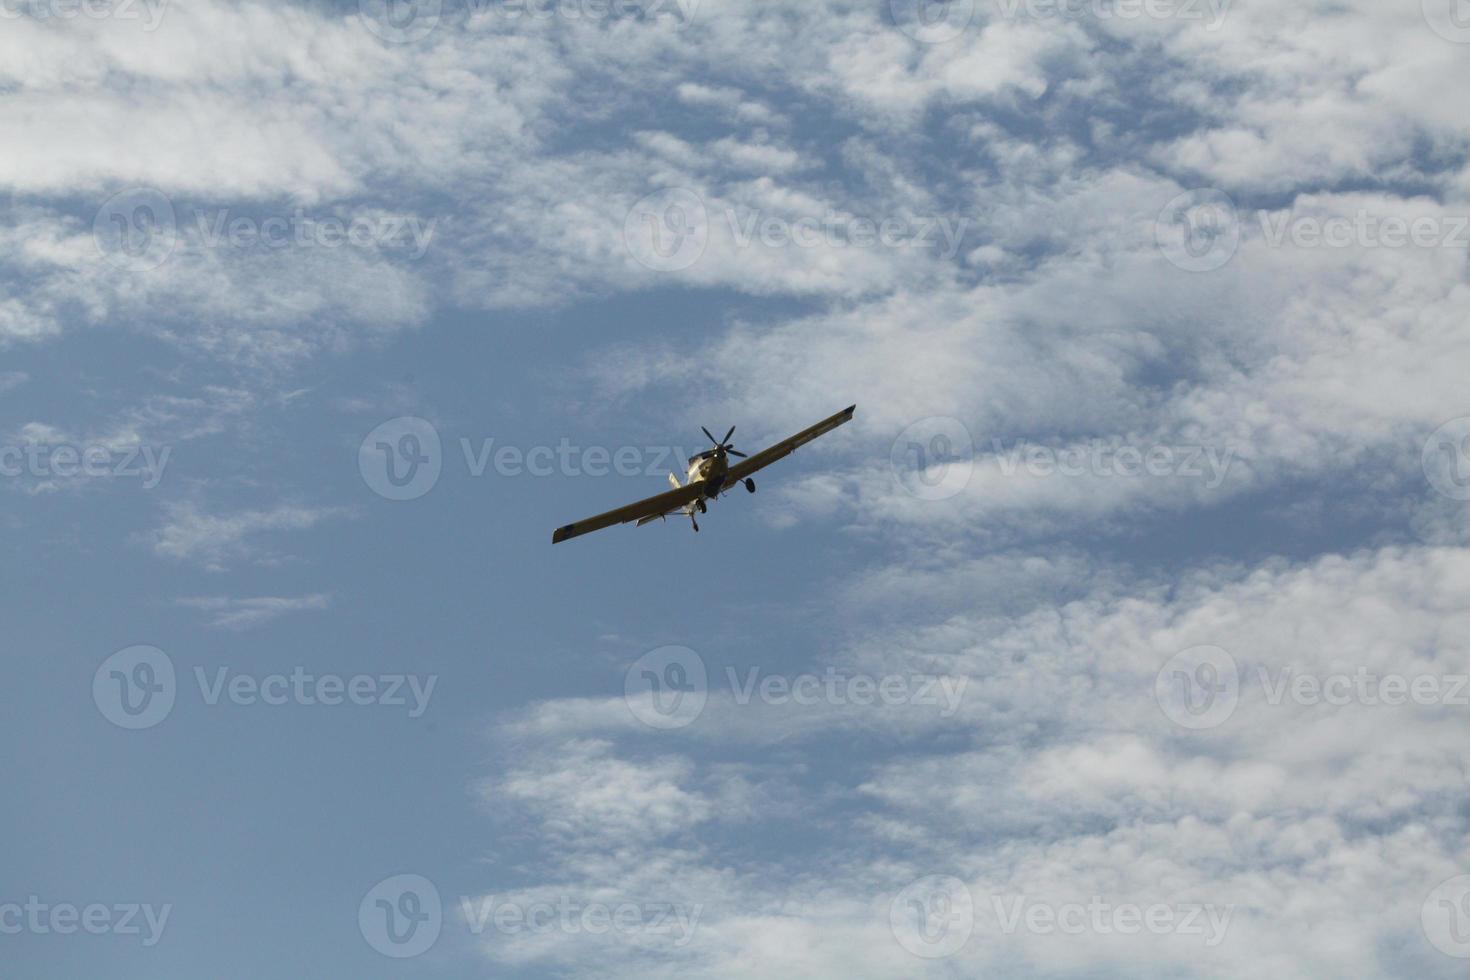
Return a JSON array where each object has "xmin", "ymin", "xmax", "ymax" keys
[
  {"xmin": 744, "ymin": 478, "xmax": 756, "ymax": 493},
  {"xmin": 697, "ymin": 499, "xmax": 708, "ymax": 514}
]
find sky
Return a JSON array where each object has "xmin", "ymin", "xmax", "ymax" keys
[{"xmin": 3, "ymin": 0, "xmax": 1470, "ymax": 977}]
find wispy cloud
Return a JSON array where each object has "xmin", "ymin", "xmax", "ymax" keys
[
  {"xmin": 175, "ymin": 593, "xmax": 332, "ymax": 630},
  {"xmin": 149, "ymin": 501, "xmax": 350, "ymax": 571}
]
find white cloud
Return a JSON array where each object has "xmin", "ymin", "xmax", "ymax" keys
[
  {"xmin": 149, "ymin": 500, "xmax": 349, "ymax": 570},
  {"xmin": 175, "ymin": 593, "xmax": 331, "ymax": 629},
  {"xmin": 475, "ymin": 545, "xmax": 1470, "ymax": 978}
]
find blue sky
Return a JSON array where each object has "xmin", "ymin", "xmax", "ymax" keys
[{"xmin": 4, "ymin": 1, "xmax": 1470, "ymax": 977}]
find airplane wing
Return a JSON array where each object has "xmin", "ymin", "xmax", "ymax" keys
[
  {"xmin": 552, "ymin": 480, "xmax": 706, "ymax": 544},
  {"xmin": 721, "ymin": 404, "xmax": 856, "ymax": 489}
]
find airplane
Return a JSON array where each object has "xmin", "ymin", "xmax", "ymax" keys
[{"xmin": 552, "ymin": 404, "xmax": 856, "ymax": 544}]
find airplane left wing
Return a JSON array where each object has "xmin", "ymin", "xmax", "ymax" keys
[{"xmin": 552, "ymin": 480, "xmax": 706, "ymax": 544}]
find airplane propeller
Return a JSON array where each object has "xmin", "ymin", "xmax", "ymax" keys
[{"xmin": 698, "ymin": 424, "xmax": 748, "ymax": 459}]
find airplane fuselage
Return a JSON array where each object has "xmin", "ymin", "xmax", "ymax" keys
[{"xmin": 687, "ymin": 449, "xmax": 728, "ymax": 494}]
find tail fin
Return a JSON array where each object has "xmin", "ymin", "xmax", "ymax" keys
[{"xmin": 668, "ymin": 472, "xmax": 682, "ymax": 489}]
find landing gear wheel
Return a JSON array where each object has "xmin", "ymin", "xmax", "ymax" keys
[
  {"xmin": 697, "ymin": 499, "xmax": 708, "ymax": 514},
  {"xmin": 744, "ymin": 479, "xmax": 756, "ymax": 493}
]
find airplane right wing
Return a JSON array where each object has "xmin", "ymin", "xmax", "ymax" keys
[{"xmin": 720, "ymin": 404, "xmax": 856, "ymax": 488}]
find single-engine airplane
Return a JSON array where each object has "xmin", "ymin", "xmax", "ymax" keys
[{"xmin": 552, "ymin": 405, "xmax": 855, "ymax": 544}]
